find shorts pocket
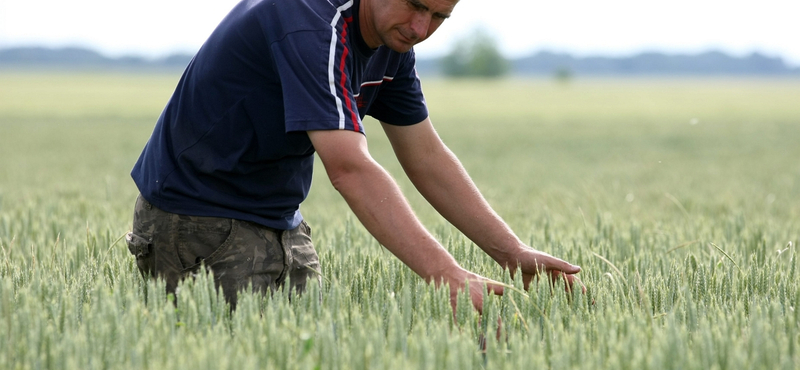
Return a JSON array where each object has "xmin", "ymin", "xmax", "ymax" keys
[
  {"xmin": 126, "ymin": 231, "xmax": 154, "ymax": 277},
  {"xmin": 179, "ymin": 219, "xmax": 240, "ymax": 273}
]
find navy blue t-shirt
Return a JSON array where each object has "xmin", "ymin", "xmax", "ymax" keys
[{"xmin": 131, "ymin": 0, "xmax": 428, "ymax": 230}]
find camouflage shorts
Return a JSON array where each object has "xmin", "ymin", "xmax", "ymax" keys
[{"xmin": 126, "ymin": 194, "xmax": 320, "ymax": 309}]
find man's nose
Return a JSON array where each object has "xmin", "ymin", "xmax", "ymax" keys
[{"xmin": 408, "ymin": 13, "xmax": 431, "ymax": 40}]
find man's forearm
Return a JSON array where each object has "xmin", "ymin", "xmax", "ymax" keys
[
  {"xmin": 391, "ymin": 131, "xmax": 582, "ymax": 284},
  {"xmin": 382, "ymin": 121, "xmax": 525, "ymax": 268},
  {"xmin": 311, "ymin": 131, "xmax": 465, "ymax": 284},
  {"xmin": 406, "ymin": 147, "xmax": 525, "ymax": 267}
]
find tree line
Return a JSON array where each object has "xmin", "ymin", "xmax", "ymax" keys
[{"xmin": 2, "ymin": 34, "xmax": 799, "ymax": 77}]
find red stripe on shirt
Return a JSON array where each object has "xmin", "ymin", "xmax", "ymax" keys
[{"xmin": 338, "ymin": 16, "xmax": 360, "ymax": 132}]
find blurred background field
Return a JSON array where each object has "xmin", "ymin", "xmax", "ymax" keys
[
  {"xmin": 1, "ymin": 72, "xmax": 797, "ymax": 236},
  {"xmin": 1, "ymin": 72, "xmax": 799, "ymax": 369}
]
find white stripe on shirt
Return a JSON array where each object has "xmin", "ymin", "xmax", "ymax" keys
[{"xmin": 327, "ymin": 0, "xmax": 354, "ymax": 130}]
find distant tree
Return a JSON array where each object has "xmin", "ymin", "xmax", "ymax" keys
[
  {"xmin": 440, "ymin": 28, "xmax": 509, "ymax": 78},
  {"xmin": 553, "ymin": 66, "xmax": 573, "ymax": 84}
]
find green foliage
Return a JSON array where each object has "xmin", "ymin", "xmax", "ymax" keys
[
  {"xmin": 1, "ymin": 72, "xmax": 800, "ymax": 369},
  {"xmin": 554, "ymin": 66, "xmax": 573, "ymax": 84},
  {"xmin": 440, "ymin": 28, "xmax": 509, "ymax": 78}
]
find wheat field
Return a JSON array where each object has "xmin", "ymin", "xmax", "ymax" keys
[{"xmin": 1, "ymin": 72, "xmax": 799, "ymax": 369}]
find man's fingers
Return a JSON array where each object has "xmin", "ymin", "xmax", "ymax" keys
[
  {"xmin": 486, "ymin": 281, "xmax": 504, "ymax": 296},
  {"xmin": 549, "ymin": 271, "xmax": 587, "ymax": 294},
  {"xmin": 472, "ymin": 280, "xmax": 503, "ymax": 315},
  {"xmin": 520, "ymin": 249, "xmax": 581, "ymax": 276},
  {"xmin": 522, "ymin": 273, "xmax": 533, "ymax": 290},
  {"xmin": 449, "ymin": 276, "xmax": 505, "ymax": 316},
  {"xmin": 464, "ymin": 277, "xmax": 504, "ymax": 296},
  {"xmin": 563, "ymin": 273, "xmax": 587, "ymax": 294},
  {"xmin": 544, "ymin": 255, "xmax": 581, "ymax": 275}
]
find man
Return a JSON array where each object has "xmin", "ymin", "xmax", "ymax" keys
[{"xmin": 126, "ymin": 0, "xmax": 582, "ymax": 311}]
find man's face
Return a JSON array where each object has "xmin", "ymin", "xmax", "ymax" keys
[{"xmin": 361, "ymin": 0, "xmax": 458, "ymax": 53}]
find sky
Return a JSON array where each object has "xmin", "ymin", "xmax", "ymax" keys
[{"xmin": 1, "ymin": 0, "xmax": 799, "ymax": 66}]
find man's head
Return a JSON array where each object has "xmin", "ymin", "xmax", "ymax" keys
[{"xmin": 360, "ymin": 0, "xmax": 458, "ymax": 53}]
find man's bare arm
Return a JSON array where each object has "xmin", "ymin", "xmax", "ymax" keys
[
  {"xmin": 307, "ymin": 129, "xmax": 503, "ymax": 310},
  {"xmin": 381, "ymin": 118, "xmax": 581, "ymax": 286}
]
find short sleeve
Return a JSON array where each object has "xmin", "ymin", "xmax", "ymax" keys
[
  {"xmin": 271, "ymin": 30, "xmax": 363, "ymax": 133},
  {"xmin": 366, "ymin": 49, "xmax": 429, "ymax": 126}
]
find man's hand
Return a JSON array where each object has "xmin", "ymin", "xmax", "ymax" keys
[
  {"xmin": 509, "ymin": 247, "xmax": 585, "ymax": 293},
  {"xmin": 446, "ymin": 249, "xmax": 584, "ymax": 314},
  {"xmin": 439, "ymin": 267, "xmax": 505, "ymax": 315},
  {"xmin": 441, "ymin": 249, "xmax": 584, "ymax": 314}
]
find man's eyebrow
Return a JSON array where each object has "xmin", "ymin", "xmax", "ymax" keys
[
  {"xmin": 408, "ymin": 0, "xmax": 429, "ymax": 10},
  {"xmin": 408, "ymin": 0, "xmax": 452, "ymax": 19},
  {"xmin": 433, "ymin": 11, "xmax": 451, "ymax": 19}
]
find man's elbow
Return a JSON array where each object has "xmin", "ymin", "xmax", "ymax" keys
[
  {"xmin": 324, "ymin": 158, "xmax": 375, "ymax": 194},
  {"xmin": 327, "ymin": 169, "xmax": 352, "ymax": 193}
]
